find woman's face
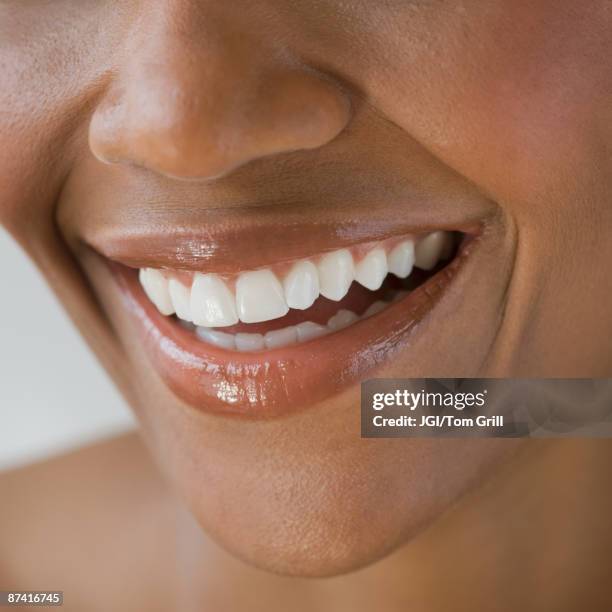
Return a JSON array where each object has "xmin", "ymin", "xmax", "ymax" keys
[{"xmin": 2, "ymin": 1, "xmax": 611, "ymax": 575}]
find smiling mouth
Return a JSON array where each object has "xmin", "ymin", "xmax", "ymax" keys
[
  {"xmin": 138, "ymin": 230, "xmax": 456, "ymax": 351},
  {"xmin": 107, "ymin": 225, "xmax": 473, "ymax": 417}
]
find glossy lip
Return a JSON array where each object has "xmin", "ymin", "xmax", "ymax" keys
[
  {"xmin": 109, "ymin": 235, "xmax": 476, "ymax": 418},
  {"xmin": 86, "ymin": 209, "xmax": 485, "ymax": 274}
]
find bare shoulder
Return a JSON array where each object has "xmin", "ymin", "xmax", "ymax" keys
[
  {"xmin": 0, "ymin": 432, "xmax": 162, "ymax": 524},
  {"xmin": 0, "ymin": 432, "xmax": 174, "ymax": 607}
]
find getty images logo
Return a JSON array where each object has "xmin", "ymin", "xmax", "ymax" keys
[
  {"xmin": 371, "ymin": 385, "xmax": 487, "ymax": 412},
  {"xmin": 362, "ymin": 379, "xmax": 612, "ymax": 438}
]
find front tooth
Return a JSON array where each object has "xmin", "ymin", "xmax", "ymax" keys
[
  {"xmin": 295, "ymin": 321, "xmax": 329, "ymax": 342},
  {"xmin": 264, "ymin": 326, "xmax": 298, "ymax": 349},
  {"xmin": 195, "ymin": 328, "xmax": 236, "ymax": 350},
  {"xmin": 139, "ymin": 268, "xmax": 175, "ymax": 315},
  {"xmin": 235, "ymin": 333, "xmax": 265, "ymax": 352},
  {"xmin": 388, "ymin": 240, "xmax": 415, "ymax": 278},
  {"xmin": 327, "ymin": 309, "xmax": 359, "ymax": 331},
  {"xmin": 317, "ymin": 249, "xmax": 354, "ymax": 301},
  {"xmin": 414, "ymin": 231, "xmax": 447, "ymax": 270},
  {"xmin": 283, "ymin": 260, "xmax": 320, "ymax": 310},
  {"xmin": 168, "ymin": 279, "xmax": 192, "ymax": 321},
  {"xmin": 355, "ymin": 248, "xmax": 388, "ymax": 290},
  {"xmin": 236, "ymin": 270, "xmax": 289, "ymax": 323},
  {"xmin": 190, "ymin": 273, "xmax": 238, "ymax": 327}
]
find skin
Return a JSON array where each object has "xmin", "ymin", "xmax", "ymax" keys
[{"xmin": 1, "ymin": 1, "xmax": 612, "ymax": 610}]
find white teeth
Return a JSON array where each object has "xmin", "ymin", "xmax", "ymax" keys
[
  {"xmin": 235, "ymin": 333, "xmax": 265, "ymax": 352},
  {"xmin": 283, "ymin": 260, "xmax": 320, "ymax": 310},
  {"xmin": 236, "ymin": 269, "xmax": 289, "ymax": 323},
  {"xmin": 139, "ymin": 268, "xmax": 175, "ymax": 315},
  {"xmin": 195, "ymin": 327, "xmax": 236, "ymax": 350},
  {"xmin": 190, "ymin": 273, "xmax": 239, "ymax": 327},
  {"xmin": 388, "ymin": 240, "xmax": 415, "ymax": 278},
  {"xmin": 192, "ymin": 302, "xmax": 387, "ymax": 351},
  {"xmin": 264, "ymin": 325, "xmax": 298, "ymax": 349},
  {"xmin": 317, "ymin": 249, "xmax": 354, "ymax": 301},
  {"xmin": 195, "ymin": 321, "xmax": 330, "ymax": 352},
  {"xmin": 363, "ymin": 300, "xmax": 387, "ymax": 318},
  {"xmin": 140, "ymin": 232, "xmax": 455, "ymax": 335},
  {"xmin": 327, "ymin": 309, "xmax": 359, "ymax": 331},
  {"xmin": 295, "ymin": 321, "xmax": 329, "ymax": 342},
  {"xmin": 355, "ymin": 248, "xmax": 388, "ymax": 290},
  {"xmin": 168, "ymin": 279, "xmax": 192, "ymax": 322},
  {"xmin": 414, "ymin": 231, "xmax": 447, "ymax": 270}
]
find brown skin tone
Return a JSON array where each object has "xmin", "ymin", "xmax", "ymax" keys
[{"xmin": 1, "ymin": 1, "xmax": 612, "ymax": 610}]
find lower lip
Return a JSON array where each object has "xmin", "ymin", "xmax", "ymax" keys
[{"xmin": 111, "ymin": 252, "xmax": 468, "ymax": 418}]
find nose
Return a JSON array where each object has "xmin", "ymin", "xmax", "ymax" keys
[{"xmin": 89, "ymin": 6, "xmax": 351, "ymax": 180}]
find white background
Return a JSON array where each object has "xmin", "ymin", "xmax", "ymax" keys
[{"xmin": 0, "ymin": 228, "xmax": 135, "ymax": 471}]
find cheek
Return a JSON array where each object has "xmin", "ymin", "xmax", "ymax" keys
[
  {"xmin": 0, "ymin": 4, "xmax": 122, "ymax": 235},
  {"xmin": 355, "ymin": 1, "xmax": 612, "ymax": 213}
]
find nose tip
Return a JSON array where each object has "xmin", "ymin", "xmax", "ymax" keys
[{"xmin": 89, "ymin": 64, "xmax": 352, "ymax": 181}]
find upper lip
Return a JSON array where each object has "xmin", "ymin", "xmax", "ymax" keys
[
  {"xmin": 67, "ymin": 154, "xmax": 495, "ymax": 273},
  {"xmin": 85, "ymin": 208, "xmax": 485, "ymax": 274}
]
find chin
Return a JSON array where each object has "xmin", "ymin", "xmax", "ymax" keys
[{"xmin": 143, "ymin": 389, "xmax": 524, "ymax": 577}]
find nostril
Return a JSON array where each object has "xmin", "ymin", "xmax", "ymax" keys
[{"xmin": 88, "ymin": 65, "xmax": 352, "ymax": 181}]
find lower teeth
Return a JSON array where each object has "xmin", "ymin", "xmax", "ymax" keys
[{"xmin": 179, "ymin": 291, "xmax": 406, "ymax": 352}]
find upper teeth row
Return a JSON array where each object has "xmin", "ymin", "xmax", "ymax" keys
[{"xmin": 138, "ymin": 231, "xmax": 453, "ymax": 327}]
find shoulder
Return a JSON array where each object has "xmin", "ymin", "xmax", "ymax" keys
[
  {"xmin": 0, "ymin": 431, "xmax": 159, "ymax": 521},
  {"xmin": 0, "ymin": 433, "xmax": 171, "ymax": 595}
]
